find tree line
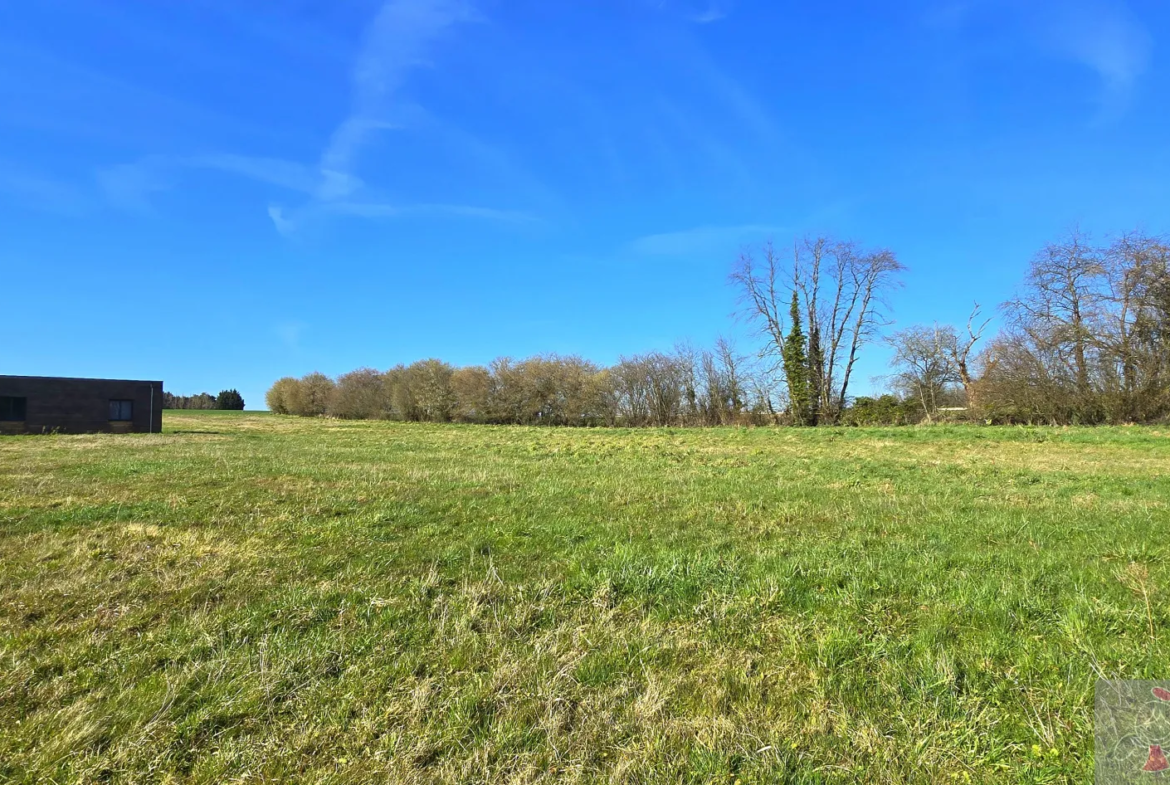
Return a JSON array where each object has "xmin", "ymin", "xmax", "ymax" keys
[
  {"xmin": 164, "ymin": 389, "xmax": 245, "ymax": 411},
  {"xmin": 267, "ymin": 230, "xmax": 1170, "ymax": 426},
  {"xmin": 267, "ymin": 345, "xmax": 775, "ymax": 426}
]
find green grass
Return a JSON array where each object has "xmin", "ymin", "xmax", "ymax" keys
[{"xmin": 2, "ymin": 413, "xmax": 1168, "ymax": 783}]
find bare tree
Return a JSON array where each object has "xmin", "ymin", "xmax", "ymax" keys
[
  {"xmin": 745, "ymin": 358, "xmax": 782, "ymax": 423},
  {"xmin": 404, "ymin": 359, "xmax": 456, "ymax": 422},
  {"xmin": 299, "ymin": 372, "xmax": 336, "ymax": 416},
  {"xmin": 691, "ymin": 337, "xmax": 747, "ymax": 425},
  {"xmin": 329, "ymin": 368, "xmax": 389, "ymax": 420},
  {"xmin": 714, "ymin": 336, "xmax": 745, "ymax": 418},
  {"xmin": 644, "ymin": 353, "xmax": 686, "ymax": 426},
  {"xmin": 729, "ymin": 241, "xmax": 788, "ymax": 375},
  {"xmin": 610, "ymin": 353, "xmax": 687, "ymax": 426},
  {"xmin": 885, "ymin": 325, "xmax": 960, "ymax": 419},
  {"xmin": 793, "ymin": 238, "xmax": 905, "ymax": 421},
  {"xmin": 451, "ymin": 366, "xmax": 493, "ymax": 423},
  {"xmin": 265, "ymin": 373, "xmax": 335, "ymax": 416},
  {"xmin": 590, "ymin": 369, "xmax": 621, "ymax": 427},
  {"xmin": 1099, "ymin": 233, "xmax": 1170, "ymax": 419},
  {"xmin": 1004, "ymin": 229, "xmax": 1104, "ymax": 404},
  {"xmin": 384, "ymin": 365, "xmax": 418, "ymax": 420},
  {"xmin": 673, "ymin": 341, "xmax": 701, "ymax": 425},
  {"xmin": 975, "ymin": 329, "xmax": 1079, "ymax": 424},
  {"xmin": 979, "ymin": 228, "xmax": 1170, "ymax": 424},
  {"xmin": 732, "ymin": 237, "xmax": 904, "ymax": 423},
  {"xmin": 941, "ymin": 304, "xmax": 991, "ymax": 406}
]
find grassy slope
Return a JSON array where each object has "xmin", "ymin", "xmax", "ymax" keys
[{"xmin": 1, "ymin": 413, "xmax": 1167, "ymax": 783}]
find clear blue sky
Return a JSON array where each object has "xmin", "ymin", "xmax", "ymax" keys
[{"xmin": 3, "ymin": 0, "xmax": 1168, "ymax": 408}]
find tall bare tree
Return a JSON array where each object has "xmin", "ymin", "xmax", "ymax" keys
[
  {"xmin": 732, "ymin": 236, "xmax": 904, "ymax": 423},
  {"xmin": 1004, "ymin": 229, "xmax": 1104, "ymax": 403},
  {"xmin": 1099, "ymin": 233, "xmax": 1170, "ymax": 419}
]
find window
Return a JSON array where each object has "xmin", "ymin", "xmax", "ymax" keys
[
  {"xmin": 109, "ymin": 400, "xmax": 134, "ymax": 421},
  {"xmin": 0, "ymin": 396, "xmax": 26, "ymax": 421}
]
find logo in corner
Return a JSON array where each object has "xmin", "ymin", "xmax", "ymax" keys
[{"xmin": 1097, "ymin": 681, "xmax": 1170, "ymax": 782}]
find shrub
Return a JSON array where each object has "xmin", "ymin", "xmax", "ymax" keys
[
  {"xmin": 265, "ymin": 378, "xmax": 299, "ymax": 414},
  {"xmin": 297, "ymin": 373, "xmax": 335, "ymax": 417},
  {"xmin": 328, "ymin": 368, "xmax": 389, "ymax": 420}
]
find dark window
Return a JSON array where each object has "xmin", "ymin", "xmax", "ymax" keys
[
  {"xmin": 109, "ymin": 400, "xmax": 134, "ymax": 421},
  {"xmin": 0, "ymin": 396, "xmax": 26, "ymax": 421}
]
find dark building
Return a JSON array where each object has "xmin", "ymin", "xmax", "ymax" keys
[{"xmin": 0, "ymin": 376, "xmax": 163, "ymax": 435}]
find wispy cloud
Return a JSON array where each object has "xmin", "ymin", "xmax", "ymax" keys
[
  {"xmin": 692, "ymin": 57, "xmax": 783, "ymax": 148},
  {"xmin": 627, "ymin": 223, "xmax": 782, "ymax": 257},
  {"xmin": 321, "ymin": 0, "xmax": 478, "ymax": 178},
  {"xmin": 267, "ymin": 205, "xmax": 295, "ymax": 236},
  {"xmin": 323, "ymin": 200, "xmax": 534, "ymax": 222},
  {"xmin": 1041, "ymin": 0, "xmax": 1151, "ymax": 108},
  {"xmin": 273, "ymin": 0, "xmax": 527, "ymax": 231},
  {"xmin": 652, "ymin": 98, "xmax": 752, "ymax": 185},
  {"xmin": 940, "ymin": 0, "xmax": 1152, "ymax": 115},
  {"xmin": 267, "ymin": 0, "xmax": 484, "ymax": 225},
  {"xmin": 649, "ymin": 0, "xmax": 733, "ymax": 24},
  {"xmin": 96, "ymin": 157, "xmax": 175, "ymax": 211},
  {"xmin": 921, "ymin": 1, "xmax": 976, "ymax": 30},
  {"xmin": 654, "ymin": 31, "xmax": 787, "ymax": 160},
  {"xmin": 689, "ymin": 2, "xmax": 731, "ymax": 24},
  {"xmin": 195, "ymin": 154, "xmax": 327, "ymax": 196},
  {"xmin": 98, "ymin": 0, "xmax": 528, "ymax": 234},
  {"xmin": 274, "ymin": 320, "xmax": 307, "ymax": 350},
  {"xmin": 96, "ymin": 154, "xmax": 316, "ymax": 210},
  {"xmin": 265, "ymin": 199, "xmax": 535, "ymax": 234}
]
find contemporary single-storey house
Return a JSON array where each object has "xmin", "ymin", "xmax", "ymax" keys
[{"xmin": 0, "ymin": 376, "xmax": 163, "ymax": 434}]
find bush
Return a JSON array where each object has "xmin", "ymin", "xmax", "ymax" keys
[
  {"xmin": 843, "ymin": 395, "xmax": 921, "ymax": 426},
  {"xmin": 265, "ymin": 378, "xmax": 298, "ymax": 414},
  {"xmin": 297, "ymin": 373, "xmax": 335, "ymax": 417},
  {"xmin": 328, "ymin": 368, "xmax": 389, "ymax": 420}
]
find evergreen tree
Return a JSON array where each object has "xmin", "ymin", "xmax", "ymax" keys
[
  {"xmin": 216, "ymin": 389, "xmax": 245, "ymax": 410},
  {"xmin": 782, "ymin": 291, "xmax": 812, "ymax": 425},
  {"xmin": 807, "ymin": 319, "xmax": 824, "ymax": 426}
]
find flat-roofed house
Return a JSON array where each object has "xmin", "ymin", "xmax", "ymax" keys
[{"xmin": 0, "ymin": 376, "xmax": 163, "ymax": 434}]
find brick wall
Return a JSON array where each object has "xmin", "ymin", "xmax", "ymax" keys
[{"xmin": 0, "ymin": 376, "xmax": 164, "ymax": 435}]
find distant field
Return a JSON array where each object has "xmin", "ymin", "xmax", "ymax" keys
[
  {"xmin": 160, "ymin": 408, "xmax": 272, "ymax": 415},
  {"xmin": 2, "ymin": 413, "xmax": 1168, "ymax": 783}
]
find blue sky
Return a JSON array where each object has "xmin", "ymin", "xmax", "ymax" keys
[{"xmin": 2, "ymin": 0, "xmax": 1168, "ymax": 408}]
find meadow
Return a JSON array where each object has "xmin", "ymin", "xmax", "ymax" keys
[{"xmin": 1, "ymin": 413, "xmax": 1168, "ymax": 783}]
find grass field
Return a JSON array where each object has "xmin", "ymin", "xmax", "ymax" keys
[{"xmin": 2, "ymin": 413, "xmax": 1168, "ymax": 783}]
